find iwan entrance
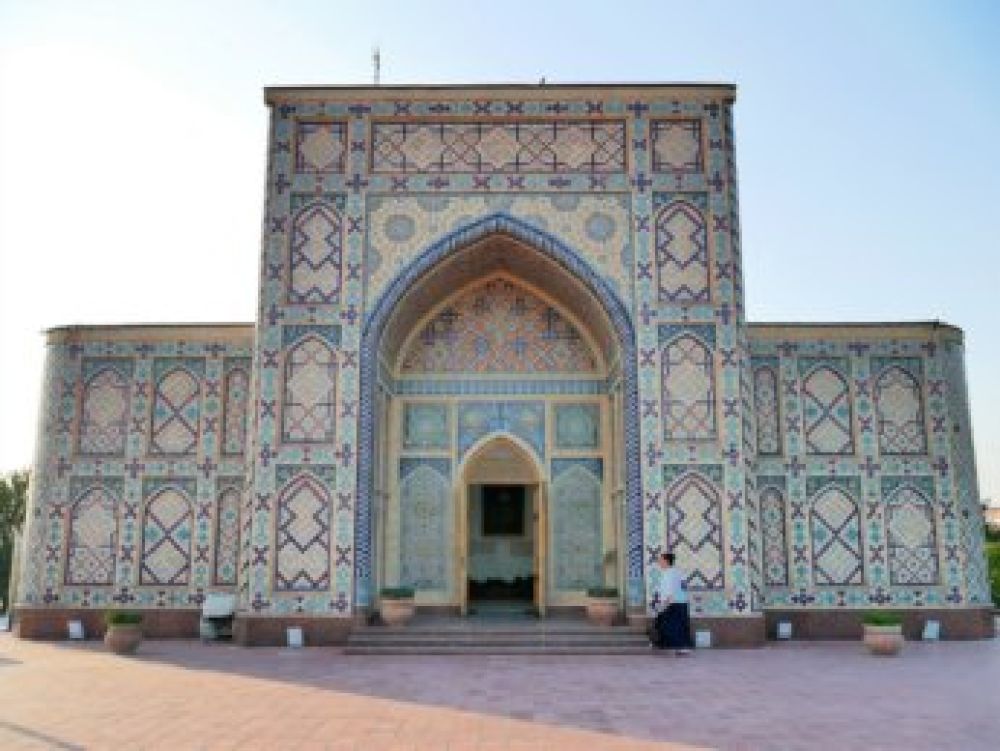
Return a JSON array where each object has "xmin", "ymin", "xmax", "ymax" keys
[{"xmin": 372, "ymin": 232, "xmax": 630, "ymax": 621}]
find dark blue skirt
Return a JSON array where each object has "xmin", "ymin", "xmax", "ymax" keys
[{"xmin": 656, "ymin": 603, "xmax": 693, "ymax": 649}]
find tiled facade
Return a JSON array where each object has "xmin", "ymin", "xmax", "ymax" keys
[{"xmin": 16, "ymin": 84, "xmax": 990, "ymax": 643}]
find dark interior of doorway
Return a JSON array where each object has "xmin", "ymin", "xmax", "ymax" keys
[{"xmin": 468, "ymin": 484, "xmax": 534, "ymax": 605}]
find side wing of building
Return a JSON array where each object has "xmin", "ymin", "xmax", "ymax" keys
[{"xmin": 16, "ymin": 325, "xmax": 253, "ymax": 636}]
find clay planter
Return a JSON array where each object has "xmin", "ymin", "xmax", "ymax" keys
[
  {"xmin": 863, "ymin": 624, "xmax": 903, "ymax": 656},
  {"xmin": 104, "ymin": 624, "xmax": 143, "ymax": 655},
  {"xmin": 379, "ymin": 598, "xmax": 415, "ymax": 627},
  {"xmin": 586, "ymin": 597, "xmax": 619, "ymax": 627}
]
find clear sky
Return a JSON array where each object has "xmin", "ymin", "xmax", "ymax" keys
[{"xmin": 1, "ymin": 0, "xmax": 998, "ymax": 498}]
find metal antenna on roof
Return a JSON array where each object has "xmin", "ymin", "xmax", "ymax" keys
[{"xmin": 373, "ymin": 46, "xmax": 381, "ymax": 86}]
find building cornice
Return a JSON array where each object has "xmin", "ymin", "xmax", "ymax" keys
[
  {"xmin": 45, "ymin": 323, "xmax": 254, "ymax": 345},
  {"xmin": 264, "ymin": 82, "xmax": 737, "ymax": 106},
  {"xmin": 747, "ymin": 320, "xmax": 964, "ymax": 343}
]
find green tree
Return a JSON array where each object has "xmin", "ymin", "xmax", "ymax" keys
[{"xmin": 0, "ymin": 470, "xmax": 29, "ymax": 612}]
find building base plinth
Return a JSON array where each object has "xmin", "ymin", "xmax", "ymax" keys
[
  {"xmin": 764, "ymin": 608, "xmax": 995, "ymax": 640},
  {"xmin": 13, "ymin": 607, "xmax": 200, "ymax": 640},
  {"xmin": 627, "ymin": 613, "xmax": 766, "ymax": 647},
  {"xmin": 233, "ymin": 615, "xmax": 356, "ymax": 646},
  {"xmin": 690, "ymin": 615, "xmax": 766, "ymax": 647}
]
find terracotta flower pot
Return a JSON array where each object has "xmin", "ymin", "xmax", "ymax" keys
[
  {"xmin": 104, "ymin": 624, "xmax": 143, "ymax": 655},
  {"xmin": 586, "ymin": 597, "xmax": 619, "ymax": 627},
  {"xmin": 380, "ymin": 598, "xmax": 415, "ymax": 627},
  {"xmin": 863, "ymin": 624, "xmax": 903, "ymax": 656}
]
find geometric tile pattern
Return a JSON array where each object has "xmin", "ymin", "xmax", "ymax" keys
[
  {"xmin": 651, "ymin": 119, "xmax": 703, "ymax": 173},
  {"xmin": 294, "ymin": 121, "xmax": 346, "ymax": 174},
  {"xmin": 78, "ymin": 361, "xmax": 131, "ymax": 456},
  {"xmin": 810, "ymin": 483, "xmax": 863, "ymax": 586},
  {"xmin": 885, "ymin": 483, "xmax": 939, "ymax": 586},
  {"xmin": 664, "ymin": 466, "xmax": 724, "ymax": 590},
  {"xmin": 275, "ymin": 468, "xmax": 332, "ymax": 591},
  {"xmin": 399, "ymin": 277, "xmax": 599, "ymax": 374},
  {"xmin": 140, "ymin": 485, "xmax": 194, "ymax": 586},
  {"xmin": 399, "ymin": 459, "xmax": 451, "ymax": 591},
  {"xmin": 550, "ymin": 459, "xmax": 603, "ymax": 591},
  {"xmin": 800, "ymin": 359, "xmax": 853, "ymax": 455},
  {"xmin": 457, "ymin": 401, "xmax": 546, "ymax": 460},
  {"xmin": 19, "ymin": 330, "xmax": 250, "ymax": 612},
  {"xmin": 753, "ymin": 361, "xmax": 781, "ymax": 456},
  {"xmin": 941, "ymin": 341, "xmax": 990, "ymax": 603},
  {"xmin": 872, "ymin": 358, "xmax": 927, "ymax": 455},
  {"xmin": 403, "ymin": 403, "xmax": 450, "ymax": 450},
  {"xmin": 281, "ymin": 335, "xmax": 337, "ymax": 443},
  {"xmin": 554, "ymin": 404, "xmax": 601, "ymax": 449},
  {"xmin": 365, "ymin": 193, "xmax": 632, "ymax": 303},
  {"xmin": 150, "ymin": 364, "xmax": 201, "ymax": 456},
  {"xmin": 288, "ymin": 195, "xmax": 344, "ymax": 305},
  {"xmin": 214, "ymin": 486, "xmax": 241, "ymax": 586},
  {"xmin": 760, "ymin": 484, "xmax": 789, "ymax": 587},
  {"xmin": 221, "ymin": 360, "xmax": 250, "ymax": 456},
  {"xmin": 65, "ymin": 484, "xmax": 118, "ymax": 586},
  {"xmin": 372, "ymin": 121, "xmax": 627, "ymax": 174},
  {"xmin": 661, "ymin": 333, "xmax": 716, "ymax": 441},
  {"xmin": 655, "ymin": 197, "xmax": 709, "ymax": 303}
]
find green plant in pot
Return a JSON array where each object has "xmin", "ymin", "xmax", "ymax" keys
[
  {"xmin": 379, "ymin": 586, "xmax": 415, "ymax": 627},
  {"xmin": 585, "ymin": 586, "xmax": 619, "ymax": 627},
  {"xmin": 104, "ymin": 610, "xmax": 144, "ymax": 655},
  {"xmin": 861, "ymin": 610, "xmax": 904, "ymax": 656}
]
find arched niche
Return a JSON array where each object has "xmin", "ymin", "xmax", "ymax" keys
[{"xmin": 357, "ymin": 213, "xmax": 641, "ymax": 609}]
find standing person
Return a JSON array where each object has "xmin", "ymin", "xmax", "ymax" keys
[{"xmin": 652, "ymin": 552, "xmax": 693, "ymax": 656}]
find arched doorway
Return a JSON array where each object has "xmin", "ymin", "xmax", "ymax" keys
[
  {"xmin": 458, "ymin": 434, "xmax": 545, "ymax": 615},
  {"xmin": 357, "ymin": 214, "xmax": 641, "ymax": 613}
]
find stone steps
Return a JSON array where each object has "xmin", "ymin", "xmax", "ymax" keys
[
  {"xmin": 344, "ymin": 645, "xmax": 652, "ymax": 655},
  {"xmin": 345, "ymin": 622, "xmax": 651, "ymax": 655}
]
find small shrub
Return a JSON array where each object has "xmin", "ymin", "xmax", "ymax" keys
[
  {"xmin": 862, "ymin": 610, "xmax": 903, "ymax": 627},
  {"xmin": 104, "ymin": 610, "xmax": 143, "ymax": 626},
  {"xmin": 379, "ymin": 586, "xmax": 415, "ymax": 600},
  {"xmin": 986, "ymin": 542, "xmax": 1000, "ymax": 606},
  {"xmin": 586, "ymin": 586, "xmax": 618, "ymax": 598}
]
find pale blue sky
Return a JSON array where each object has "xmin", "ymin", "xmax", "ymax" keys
[{"xmin": 1, "ymin": 0, "xmax": 997, "ymax": 497}]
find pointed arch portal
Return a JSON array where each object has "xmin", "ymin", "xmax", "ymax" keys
[{"xmin": 357, "ymin": 213, "xmax": 641, "ymax": 608}]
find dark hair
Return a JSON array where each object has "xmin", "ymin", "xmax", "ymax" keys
[{"xmin": 661, "ymin": 552, "xmax": 676, "ymax": 565}]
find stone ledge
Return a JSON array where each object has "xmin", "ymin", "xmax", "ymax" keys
[{"xmin": 764, "ymin": 608, "xmax": 995, "ymax": 640}]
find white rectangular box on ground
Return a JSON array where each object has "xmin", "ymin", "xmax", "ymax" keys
[{"xmin": 286, "ymin": 626, "xmax": 304, "ymax": 648}]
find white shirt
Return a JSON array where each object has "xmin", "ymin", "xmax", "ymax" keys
[{"xmin": 652, "ymin": 566, "xmax": 688, "ymax": 611}]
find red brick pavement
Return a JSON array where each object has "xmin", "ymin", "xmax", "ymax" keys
[{"xmin": 1, "ymin": 633, "xmax": 998, "ymax": 749}]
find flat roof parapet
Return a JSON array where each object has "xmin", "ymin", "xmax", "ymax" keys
[
  {"xmin": 46, "ymin": 323, "xmax": 254, "ymax": 345},
  {"xmin": 747, "ymin": 320, "xmax": 963, "ymax": 343},
  {"xmin": 264, "ymin": 82, "xmax": 737, "ymax": 105}
]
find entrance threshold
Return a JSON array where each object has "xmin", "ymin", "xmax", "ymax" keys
[{"xmin": 465, "ymin": 601, "xmax": 537, "ymax": 620}]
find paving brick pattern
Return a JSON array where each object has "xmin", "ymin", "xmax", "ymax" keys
[{"xmin": 1, "ymin": 634, "xmax": 998, "ymax": 750}]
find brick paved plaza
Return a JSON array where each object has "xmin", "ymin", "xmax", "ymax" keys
[{"xmin": 1, "ymin": 633, "xmax": 998, "ymax": 750}]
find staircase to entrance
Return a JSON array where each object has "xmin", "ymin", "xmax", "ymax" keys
[{"xmin": 345, "ymin": 611, "xmax": 649, "ymax": 655}]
